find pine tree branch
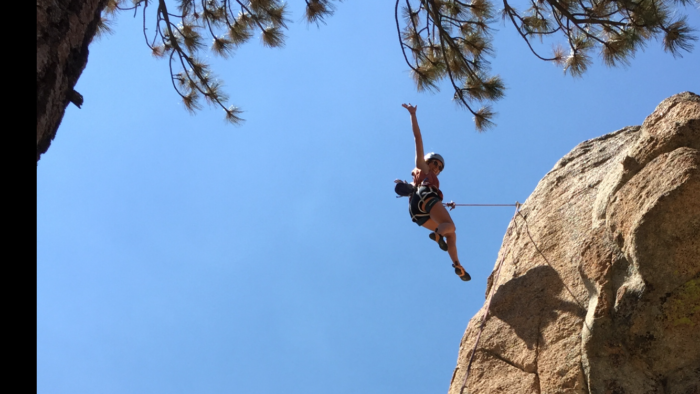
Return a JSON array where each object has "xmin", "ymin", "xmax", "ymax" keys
[
  {"xmin": 234, "ymin": 0, "xmax": 268, "ymax": 32},
  {"xmin": 425, "ymin": 0, "xmax": 480, "ymax": 80},
  {"xmin": 159, "ymin": 0, "xmax": 229, "ymax": 113},
  {"xmin": 142, "ymin": 0, "xmax": 154, "ymax": 49},
  {"xmin": 395, "ymin": 0, "xmax": 418, "ymax": 71},
  {"xmin": 503, "ymin": 2, "xmax": 560, "ymax": 61},
  {"xmin": 426, "ymin": 0, "xmax": 477, "ymax": 114},
  {"xmin": 168, "ymin": 50, "xmax": 188, "ymax": 98}
]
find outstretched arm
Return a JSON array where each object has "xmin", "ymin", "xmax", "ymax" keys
[{"xmin": 402, "ymin": 103, "xmax": 428, "ymax": 173}]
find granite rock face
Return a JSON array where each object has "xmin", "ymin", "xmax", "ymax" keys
[{"xmin": 448, "ymin": 92, "xmax": 700, "ymax": 394}]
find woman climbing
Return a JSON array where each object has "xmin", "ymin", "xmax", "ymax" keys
[{"xmin": 399, "ymin": 103, "xmax": 470, "ymax": 281}]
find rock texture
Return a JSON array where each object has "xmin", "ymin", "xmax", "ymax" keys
[
  {"xmin": 37, "ymin": 0, "xmax": 107, "ymax": 162},
  {"xmin": 448, "ymin": 92, "xmax": 700, "ymax": 394}
]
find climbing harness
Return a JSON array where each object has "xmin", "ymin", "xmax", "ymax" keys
[
  {"xmin": 409, "ymin": 185, "xmax": 443, "ymax": 223},
  {"xmin": 396, "ymin": 177, "xmax": 445, "ymax": 225}
]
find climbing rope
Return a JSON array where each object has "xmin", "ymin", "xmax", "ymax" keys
[
  {"xmin": 456, "ymin": 202, "xmax": 589, "ymax": 394},
  {"xmin": 515, "ymin": 210, "xmax": 588, "ymax": 311},
  {"xmin": 459, "ymin": 203, "xmax": 521, "ymax": 394},
  {"xmin": 444, "ymin": 201, "xmax": 517, "ymax": 210}
]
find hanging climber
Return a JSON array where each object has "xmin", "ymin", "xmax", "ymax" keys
[{"xmin": 396, "ymin": 103, "xmax": 470, "ymax": 281}]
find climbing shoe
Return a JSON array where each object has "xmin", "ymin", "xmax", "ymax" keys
[
  {"xmin": 429, "ymin": 232, "xmax": 449, "ymax": 251},
  {"xmin": 452, "ymin": 262, "xmax": 471, "ymax": 282}
]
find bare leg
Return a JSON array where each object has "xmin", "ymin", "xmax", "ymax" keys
[
  {"xmin": 420, "ymin": 201, "xmax": 469, "ymax": 281},
  {"xmin": 420, "ymin": 200, "xmax": 459, "ymax": 264},
  {"xmin": 429, "ymin": 202, "xmax": 459, "ymax": 263}
]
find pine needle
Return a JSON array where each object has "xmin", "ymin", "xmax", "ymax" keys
[
  {"xmin": 182, "ymin": 92, "xmax": 201, "ymax": 114},
  {"xmin": 305, "ymin": 0, "xmax": 336, "ymax": 25},
  {"xmin": 151, "ymin": 45, "xmax": 166, "ymax": 58},
  {"xmin": 664, "ymin": 18, "xmax": 697, "ymax": 56},
  {"xmin": 564, "ymin": 51, "xmax": 591, "ymax": 77},
  {"xmin": 204, "ymin": 81, "xmax": 229, "ymax": 104},
  {"xmin": 94, "ymin": 17, "xmax": 114, "ymax": 40},
  {"xmin": 552, "ymin": 45, "xmax": 566, "ymax": 67},
  {"xmin": 228, "ymin": 21, "xmax": 253, "ymax": 46},
  {"xmin": 266, "ymin": 4, "xmax": 289, "ymax": 28},
  {"xmin": 180, "ymin": 23, "xmax": 205, "ymax": 52},
  {"xmin": 174, "ymin": 73, "xmax": 188, "ymax": 88},
  {"xmin": 104, "ymin": 0, "xmax": 122, "ymax": 15},
  {"xmin": 470, "ymin": 0, "xmax": 494, "ymax": 20},
  {"xmin": 224, "ymin": 105, "xmax": 244, "ymax": 125},
  {"xmin": 473, "ymin": 106, "xmax": 495, "ymax": 132},
  {"xmin": 250, "ymin": 0, "xmax": 275, "ymax": 14},
  {"xmin": 412, "ymin": 61, "xmax": 444, "ymax": 92},
  {"xmin": 261, "ymin": 26, "xmax": 285, "ymax": 48},
  {"xmin": 212, "ymin": 37, "xmax": 234, "ymax": 58}
]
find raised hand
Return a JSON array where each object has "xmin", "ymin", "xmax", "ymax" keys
[{"xmin": 402, "ymin": 103, "xmax": 417, "ymax": 115}]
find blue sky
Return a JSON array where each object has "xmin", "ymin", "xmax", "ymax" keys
[{"xmin": 37, "ymin": 2, "xmax": 699, "ymax": 394}]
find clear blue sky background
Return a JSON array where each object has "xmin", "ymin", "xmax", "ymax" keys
[{"xmin": 37, "ymin": 2, "xmax": 699, "ymax": 393}]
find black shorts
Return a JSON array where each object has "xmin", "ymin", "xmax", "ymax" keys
[{"xmin": 409, "ymin": 186, "xmax": 442, "ymax": 226}]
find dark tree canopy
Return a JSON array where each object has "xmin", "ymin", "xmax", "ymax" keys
[
  {"xmin": 38, "ymin": 0, "xmax": 697, "ymax": 162},
  {"xmin": 395, "ymin": 0, "xmax": 698, "ymax": 129},
  {"xmin": 98, "ymin": 0, "xmax": 698, "ymax": 130},
  {"xmin": 101, "ymin": 0, "xmax": 340, "ymax": 125}
]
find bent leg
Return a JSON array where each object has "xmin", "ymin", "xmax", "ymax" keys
[
  {"xmin": 421, "ymin": 218, "xmax": 439, "ymax": 231},
  {"xmin": 420, "ymin": 200, "xmax": 468, "ymax": 280},
  {"xmin": 428, "ymin": 202, "xmax": 459, "ymax": 263}
]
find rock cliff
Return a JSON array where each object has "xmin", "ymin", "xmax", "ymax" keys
[
  {"xmin": 37, "ymin": 0, "xmax": 106, "ymax": 162},
  {"xmin": 449, "ymin": 92, "xmax": 700, "ymax": 394}
]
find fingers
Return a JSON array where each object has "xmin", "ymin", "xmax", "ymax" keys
[{"xmin": 402, "ymin": 103, "xmax": 418, "ymax": 116}]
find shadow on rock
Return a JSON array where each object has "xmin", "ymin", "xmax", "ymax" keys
[{"xmin": 490, "ymin": 265, "xmax": 585, "ymax": 349}]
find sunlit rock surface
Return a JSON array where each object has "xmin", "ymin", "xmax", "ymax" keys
[{"xmin": 448, "ymin": 92, "xmax": 699, "ymax": 394}]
